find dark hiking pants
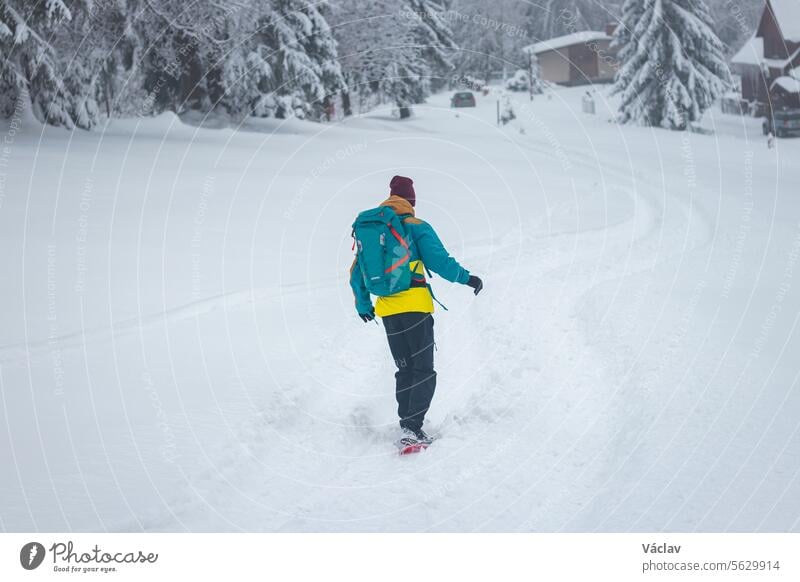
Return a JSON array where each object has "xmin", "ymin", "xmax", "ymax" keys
[{"xmin": 382, "ymin": 312, "xmax": 436, "ymax": 432}]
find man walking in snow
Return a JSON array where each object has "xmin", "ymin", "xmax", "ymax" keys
[{"xmin": 349, "ymin": 176, "xmax": 483, "ymax": 449}]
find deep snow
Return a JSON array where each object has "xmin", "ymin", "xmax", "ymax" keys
[{"xmin": 1, "ymin": 86, "xmax": 799, "ymax": 532}]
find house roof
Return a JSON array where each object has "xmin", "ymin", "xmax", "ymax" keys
[
  {"xmin": 772, "ymin": 75, "xmax": 800, "ymax": 93},
  {"xmin": 770, "ymin": 0, "xmax": 800, "ymax": 43},
  {"xmin": 526, "ymin": 31, "xmax": 611, "ymax": 55},
  {"xmin": 731, "ymin": 35, "xmax": 764, "ymax": 66},
  {"xmin": 731, "ymin": 34, "xmax": 800, "ymax": 69}
]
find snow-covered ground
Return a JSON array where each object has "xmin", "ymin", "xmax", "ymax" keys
[{"xmin": 1, "ymin": 86, "xmax": 799, "ymax": 532}]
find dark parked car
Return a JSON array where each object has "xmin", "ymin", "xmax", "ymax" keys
[
  {"xmin": 451, "ymin": 91, "xmax": 476, "ymax": 108},
  {"xmin": 763, "ymin": 109, "xmax": 800, "ymax": 137}
]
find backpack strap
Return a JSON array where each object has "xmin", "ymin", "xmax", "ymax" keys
[
  {"xmin": 384, "ymin": 221, "xmax": 410, "ymax": 274},
  {"xmin": 427, "ymin": 283, "xmax": 448, "ymax": 311}
]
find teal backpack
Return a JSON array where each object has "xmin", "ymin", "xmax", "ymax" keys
[{"xmin": 351, "ymin": 206, "xmax": 412, "ymax": 296}]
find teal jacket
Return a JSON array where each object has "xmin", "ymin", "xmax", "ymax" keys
[{"xmin": 349, "ymin": 196, "xmax": 470, "ymax": 317}]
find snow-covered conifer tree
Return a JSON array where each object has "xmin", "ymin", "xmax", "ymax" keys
[
  {"xmin": 612, "ymin": 0, "xmax": 732, "ymax": 130},
  {"xmin": 449, "ymin": 0, "xmax": 518, "ymax": 83},
  {"xmin": 521, "ymin": 0, "xmax": 622, "ymax": 43},
  {"xmin": 528, "ymin": 52, "xmax": 545, "ymax": 95},
  {"xmin": 262, "ymin": 0, "xmax": 345, "ymax": 119},
  {"xmin": 0, "ymin": 0, "xmax": 78, "ymax": 127},
  {"xmin": 402, "ymin": 0, "xmax": 456, "ymax": 81},
  {"xmin": 332, "ymin": 0, "xmax": 456, "ymax": 112}
]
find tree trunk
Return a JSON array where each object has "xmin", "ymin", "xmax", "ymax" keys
[{"xmin": 342, "ymin": 91, "xmax": 352, "ymax": 117}]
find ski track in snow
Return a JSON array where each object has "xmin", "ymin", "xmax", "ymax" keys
[{"xmin": 0, "ymin": 280, "xmax": 343, "ymax": 366}]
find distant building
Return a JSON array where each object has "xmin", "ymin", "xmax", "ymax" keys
[
  {"xmin": 771, "ymin": 74, "xmax": 800, "ymax": 108},
  {"xmin": 524, "ymin": 27, "xmax": 619, "ymax": 86},
  {"xmin": 731, "ymin": 0, "xmax": 800, "ymax": 112}
]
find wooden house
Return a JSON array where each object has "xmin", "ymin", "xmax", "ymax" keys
[
  {"xmin": 525, "ymin": 28, "xmax": 619, "ymax": 86},
  {"xmin": 731, "ymin": 0, "xmax": 800, "ymax": 111}
]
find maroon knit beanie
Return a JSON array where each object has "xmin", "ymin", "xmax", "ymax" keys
[{"xmin": 389, "ymin": 175, "xmax": 416, "ymax": 207}]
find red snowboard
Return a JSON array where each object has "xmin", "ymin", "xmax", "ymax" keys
[{"xmin": 398, "ymin": 443, "xmax": 429, "ymax": 455}]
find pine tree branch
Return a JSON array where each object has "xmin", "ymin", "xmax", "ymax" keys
[
  {"xmin": 4, "ymin": 4, "xmax": 56, "ymax": 52},
  {"xmin": 141, "ymin": 0, "xmax": 228, "ymax": 47}
]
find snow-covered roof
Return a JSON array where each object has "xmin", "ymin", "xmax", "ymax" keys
[
  {"xmin": 527, "ymin": 31, "xmax": 611, "ymax": 55},
  {"xmin": 772, "ymin": 75, "xmax": 800, "ymax": 93},
  {"xmin": 731, "ymin": 35, "xmax": 764, "ymax": 66},
  {"xmin": 731, "ymin": 34, "xmax": 800, "ymax": 69},
  {"xmin": 770, "ymin": 0, "xmax": 800, "ymax": 43},
  {"xmin": 768, "ymin": 46, "xmax": 800, "ymax": 67}
]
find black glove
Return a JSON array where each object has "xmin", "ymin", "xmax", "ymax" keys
[
  {"xmin": 467, "ymin": 275, "xmax": 483, "ymax": 296},
  {"xmin": 358, "ymin": 308, "xmax": 375, "ymax": 323}
]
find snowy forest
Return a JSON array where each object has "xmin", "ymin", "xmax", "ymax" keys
[{"xmin": 0, "ymin": 0, "xmax": 761, "ymax": 130}]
